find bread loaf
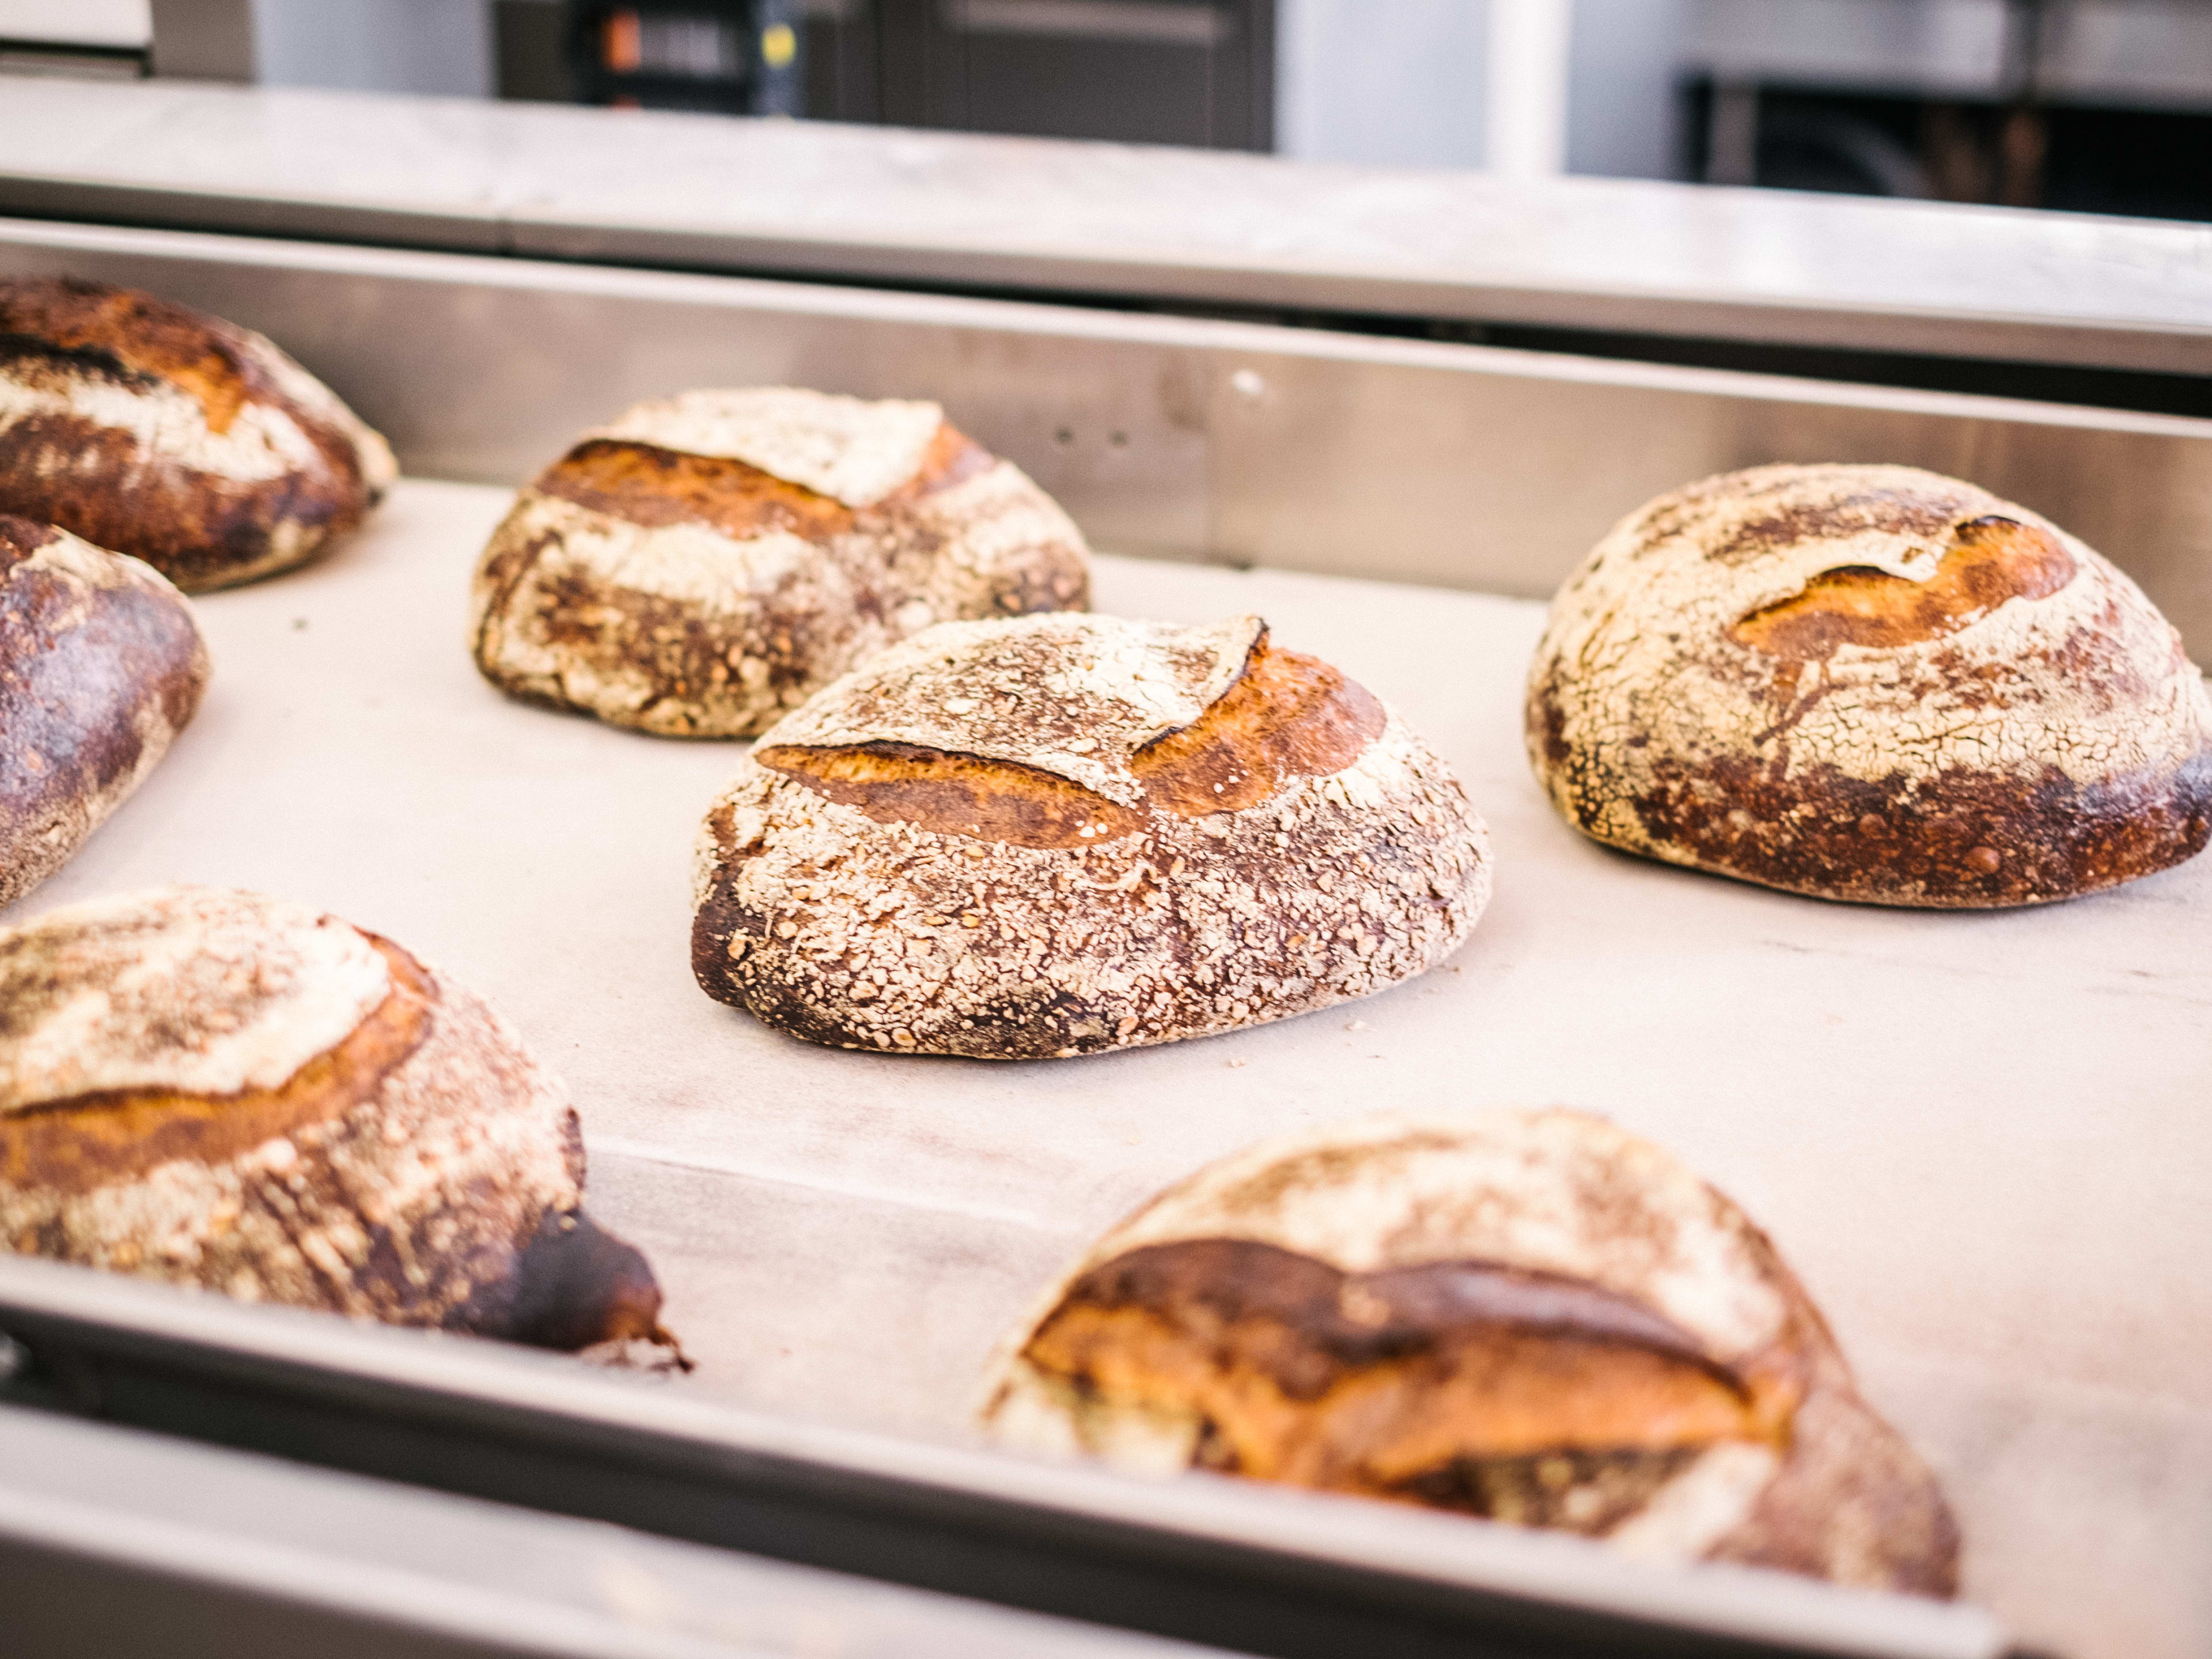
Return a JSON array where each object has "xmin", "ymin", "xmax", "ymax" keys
[
  {"xmin": 1527, "ymin": 463, "xmax": 2212, "ymax": 905},
  {"xmin": 0, "ymin": 278, "xmax": 396, "ymax": 592},
  {"xmin": 982, "ymin": 1109, "xmax": 1957, "ymax": 1596},
  {"xmin": 692, "ymin": 612, "xmax": 1489, "ymax": 1057},
  {"xmin": 0, "ymin": 514, "xmax": 209, "ymax": 908},
  {"xmin": 471, "ymin": 387, "xmax": 1091, "ymax": 737},
  {"xmin": 0, "ymin": 887, "xmax": 672, "ymax": 1355}
]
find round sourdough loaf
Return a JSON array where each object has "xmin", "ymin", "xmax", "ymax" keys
[
  {"xmin": 0, "ymin": 514, "xmax": 210, "ymax": 908},
  {"xmin": 471, "ymin": 387, "xmax": 1092, "ymax": 737},
  {"xmin": 1527, "ymin": 463, "xmax": 2212, "ymax": 906},
  {"xmin": 0, "ymin": 278, "xmax": 396, "ymax": 593},
  {"xmin": 691, "ymin": 612, "xmax": 1490, "ymax": 1057},
  {"xmin": 981, "ymin": 1109, "xmax": 1957, "ymax": 1597},
  {"xmin": 0, "ymin": 887, "xmax": 672, "ymax": 1355}
]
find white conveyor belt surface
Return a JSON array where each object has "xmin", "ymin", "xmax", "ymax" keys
[{"xmin": 6, "ymin": 479, "xmax": 2207, "ymax": 1659}]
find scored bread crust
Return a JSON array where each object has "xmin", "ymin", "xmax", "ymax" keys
[
  {"xmin": 0, "ymin": 515, "xmax": 210, "ymax": 908},
  {"xmin": 0, "ymin": 887, "xmax": 668, "ymax": 1351},
  {"xmin": 1526, "ymin": 463, "xmax": 2212, "ymax": 906},
  {"xmin": 691, "ymin": 613, "xmax": 1490, "ymax": 1058},
  {"xmin": 0, "ymin": 278, "xmax": 397, "ymax": 593},
  {"xmin": 469, "ymin": 388, "xmax": 1091, "ymax": 738},
  {"xmin": 979, "ymin": 1109, "xmax": 1959, "ymax": 1596}
]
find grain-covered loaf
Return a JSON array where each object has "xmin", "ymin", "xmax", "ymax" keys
[
  {"xmin": 1527, "ymin": 463, "xmax": 2212, "ymax": 906},
  {"xmin": 0, "ymin": 887, "xmax": 671, "ymax": 1355},
  {"xmin": 692, "ymin": 612, "xmax": 1490, "ymax": 1058},
  {"xmin": 982, "ymin": 1109, "xmax": 1957, "ymax": 1596},
  {"xmin": 471, "ymin": 387, "xmax": 1091, "ymax": 738},
  {"xmin": 0, "ymin": 278, "xmax": 396, "ymax": 593},
  {"xmin": 0, "ymin": 514, "xmax": 209, "ymax": 908}
]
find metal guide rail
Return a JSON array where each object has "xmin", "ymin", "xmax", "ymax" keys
[{"xmin": 0, "ymin": 1258, "xmax": 2007, "ymax": 1659}]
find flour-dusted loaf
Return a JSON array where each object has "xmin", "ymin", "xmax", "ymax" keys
[
  {"xmin": 1527, "ymin": 463, "xmax": 2212, "ymax": 906},
  {"xmin": 471, "ymin": 387, "xmax": 1092, "ymax": 737},
  {"xmin": 0, "ymin": 278, "xmax": 396, "ymax": 593},
  {"xmin": 0, "ymin": 516, "xmax": 209, "ymax": 908},
  {"xmin": 692, "ymin": 612, "xmax": 1489, "ymax": 1057},
  {"xmin": 982, "ymin": 1109, "xmax": 1957, "ymax": 1596},
  {"xmin": 0, "ymin": 887, "xmax": 673, "ymax": 1355}
]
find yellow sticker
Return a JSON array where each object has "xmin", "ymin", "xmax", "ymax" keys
[{"xmin": 762, "ymin": 22, "xmax": 797, "ymax": 69}]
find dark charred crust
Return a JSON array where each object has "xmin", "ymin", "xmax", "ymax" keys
[
  {"xmin": 0, "ymin": 937, "xmax": 436, "ymax": 1196},
  {"xmin": 0, "ymin": 278, "xmax": 377, "ymax": 591},
  {"xmin": 1400, "ymin": 1446, "xmax": 1703, "ymax": 1532},
  {"xmin": 1622, "ymin": 747, "xmax": 2212, "ymax": 907},
  {"xmin": 0, "ymin": 534, "xmax": 210, "ymax": 906},
  {"xmin": 1051, "ymin": 1238, "xmax": 1737, "ymax": 1393},
  {"xmin": 455, "ymin": 1201, "xmax": 678, "ymax": 1356}
]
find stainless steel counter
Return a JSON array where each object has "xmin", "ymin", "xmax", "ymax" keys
[{"xmin": 5, "ymin": 74, "xmax": 2212, "ymax": 375}]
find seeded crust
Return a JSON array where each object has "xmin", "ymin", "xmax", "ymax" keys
[
  {"xmin": 0, "ymin": 515, "xmax": 210, "ymax": 908},
  {"xmin": 690, "ymin": 613, "xmax": 1490, "ymax": 1058},
  {"xmin": 0, "ymin": 887, "xmax": 671, "ymax": 1354},
  {"xmin": 469, "ymin": 388, "xmax": 1091, "ymax": 738},
  {"xmin": 980, "ymin": 1110, "xmax": 1957, "ymax": 1596},
  {"xmin": 0, "ymin": 278, "xmax": 396, "ymax": 593},
  {"xmin": 1527, "ymin": 463, "xmax": 2212, "ymax": 907}
]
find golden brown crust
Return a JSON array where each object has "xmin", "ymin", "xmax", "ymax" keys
[
  {"xmin": 692, "ymin": 616, "xmax": 1489, "ymax": 1058},
  {"xmin": 0, "ymin": 889, "xmax": 672, "ymax": 1357},
  {"xmin": 0, "ymin": 278, "xmax": 395, "ymax": 593},
  {"xmin": 1526, "ymin": 464, "xmax": 2212, "ymax": 907},
  {"xmin": 981, "ymin": 1111, "xmax": 1957, "ymax": 1596},
  {"xmin": 0, "ymin": 935, "xmax": 429, "ymax": 1198},
  {"xmin": 0, "ymin": 514, "xmax": 210, "ymax": 908},
  {"xmin": 469, "ymin": 395, "xmax": 1090, "ymax": 739},
  {"xmin": 1021, "ymin": 1240, "xmax": 1796, "ymax": 1495}
]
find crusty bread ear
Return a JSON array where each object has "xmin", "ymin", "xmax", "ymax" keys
[
  {"xmin": 0, "ymin": 516, "xmax": 209, "ymax": 908},
  {"xmin": 692, "ymin": 613, "xmax": 1489, "ymax": 1057},
  {"xmin": 1527, "ymin": 463, "xmax": 2212, "ymax": 906},
  {"xmin": 981, "ymin": 1109, "xmax": 1958, "ymax": 1598},
  {"xmin": 0, "ymin": 278, "xmax": 395, "ymax": 592},
  {"xmin": 470, "ymin": 388, "xmax": 1090, "ymax": 739},
  {"xmin": 0, "ymin": 887, "xmax": 677, "ymax": 1360}
]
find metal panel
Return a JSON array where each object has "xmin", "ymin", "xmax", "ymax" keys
[{"xmin": 3, "ymin": 214, "xmax": 2209, "ymax": 657}]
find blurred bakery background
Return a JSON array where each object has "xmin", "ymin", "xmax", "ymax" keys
[{"xmin": 7, "ymin": 0, "xmax": 2211, "ymax": 221}]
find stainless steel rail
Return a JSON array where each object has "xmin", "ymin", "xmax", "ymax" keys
[
  {"xmin": 3, "ymin": 75, "xmax": 2211, "ymax": 377},
  {"xmin": 0, "ymin": 1256, "xmax": 2008, "ymax": 1659}
]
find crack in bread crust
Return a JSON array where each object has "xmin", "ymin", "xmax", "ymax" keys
[
  {"xmin": 0, "ymin": 936, "xmax": 433, "ymax": 1197},
  {"xmin": 471, "ymin": 404, "xmax": 1090, "ymax": 738},
  {"xmin": 1526, "ymin": 463, "xmax": 2212, "ymax": 907},
  {"xmin": 0, "ymin": 279, "xmax": 395, "ymax": 593},
  {"xmin": 694, "ymin": 619, "xmax": 1487, "ymax": 1057},
  {"xmin": 756, "ymin": 646, "xmax": 1387, "ymax": 847},
  {"xmin": 1020, "ymin": 1240, "xmax": 1796, "ymax": 1501}
]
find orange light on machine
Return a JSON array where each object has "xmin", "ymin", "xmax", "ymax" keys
[{"xmin": 603, "ymin": 9, "xmax": 642, "ymax": 72}]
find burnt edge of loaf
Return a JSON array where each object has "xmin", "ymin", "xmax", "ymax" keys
[{"xmin": 457, "ymin": 1185, "xmax": 681, "ymax": 1359}]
